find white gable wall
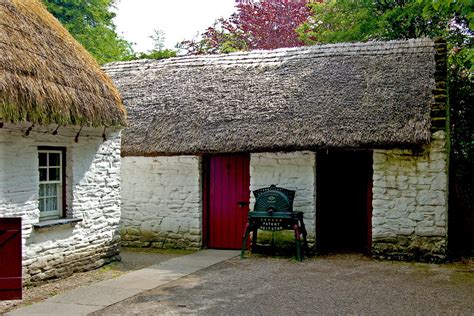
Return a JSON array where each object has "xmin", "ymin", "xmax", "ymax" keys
[
  {"xmin": 119, "ymin": 145, "xmax": 448, "ymax": 260},
  {"xmin": 120, "ymin": 156, "xmax": 202, "ymax": 249},
  {"xmin": 372, "ymin": 131, "xmax": 448, "ymax": 260},
  {"xmin": 0, "ymin": 124, "xmax": 121, "ymax": 284}
]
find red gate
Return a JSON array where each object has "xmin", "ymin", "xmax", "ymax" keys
[
  {"xmin": 0, "ymin": 218, "xmax": 22, "ymax": 300},
  {"xmin": 207, "ymin": 154, "xmax": 250, "ymax": 249}
]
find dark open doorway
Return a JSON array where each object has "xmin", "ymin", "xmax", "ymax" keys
[{"xmin": 316, "ymin": 150, "xmax": 373, "ymax": 254}]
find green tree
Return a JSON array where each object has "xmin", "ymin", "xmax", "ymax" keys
[
  {"xmin": 297, "ymin": 0, "xmax": 379, "ymax": 43},
  {"xmin": 150, "ymin": 29, "xmax": 166, "ymax": 51},
  {"xmin": 43, "ymin": 0, "xmax": 134, "ymax": 64},
  {"xmin": 134, "ymin": 49, "xmax": 177, "ymax": 60},
  {"xmin": 298, "ymin": 0, "xmax": 464, "ymax": 44},
  {"xmin": 131, "ymin": 29, "xmax": 177, "ymax": 60}
]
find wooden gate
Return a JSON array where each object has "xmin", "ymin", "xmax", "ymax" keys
[
  {"xmin": 0, "ymin": 218, "xmax": 22, "ymax": 300},
  {"xmin": 206, "ymin": 154, "xmax": 250, "ymax": 249}
]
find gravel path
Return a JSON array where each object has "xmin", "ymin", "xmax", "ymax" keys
[
  {"xmin": 0, "ymin": 249, "xmax": 189, "ymax": 314},
  {"xmin": 94, "ymin": 254, "xmax": 474, "ymax": 315}
]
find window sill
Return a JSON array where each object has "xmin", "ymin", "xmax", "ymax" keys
[{"xmin": 33, "ymin": 218, "xmax": 82, "ymax": 231}]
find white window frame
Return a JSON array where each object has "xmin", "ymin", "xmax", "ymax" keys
[{"xmin": 38, "ymin": 149, "xmax": 63, "ymax": 220}]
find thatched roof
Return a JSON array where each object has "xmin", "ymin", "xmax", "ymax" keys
[
  {"xmin": 104, "ymin": 39, "xmax": 438, "ymax": 156},
  {"xmin": 0, "ymin": 0, "xmax": 126, "ymax": 127}
]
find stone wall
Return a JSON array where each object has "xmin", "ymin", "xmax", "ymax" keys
[
  {"xmin": 372, "ymin": 131, "xmax": 448, "ymax": 261},
  {"xmin": 250, "ymin": 152, "xmax": 316, "ymax": 241},
  {"xmin": 121, "ymin": 156, "xmax": 202, "ymax": 249},
  {"xmin": 0, "ymin": 123, "xmax": 121, "ymax": 284}
]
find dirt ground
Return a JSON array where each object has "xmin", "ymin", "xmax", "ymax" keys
[
  {"xmin": 94, "ymin": 254, "xmax": 474, "ymax": 315},
  {"xmin": 0, "ymin": 248, "xmax": 191, "ymax": 314}
]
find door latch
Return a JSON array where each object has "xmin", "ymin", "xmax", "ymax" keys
[{"xmin": 237, "ymin": 201, "xmax": 249, "ymax": 207}]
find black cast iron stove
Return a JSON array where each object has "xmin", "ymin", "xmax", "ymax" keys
[{"xmin": 241, "ymin": 185, "xmax": 308, "ymax": 261}]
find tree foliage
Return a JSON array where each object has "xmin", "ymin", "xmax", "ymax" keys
[
  {"xmin": 43, "ymin": 0, "xmax": 134, "ymax": 64},
  {"xmin": 130, "ymin": 29, "xmax": 177, "ymax": 60},
  {"xmin": 298, "ymin": 0, "xmax": 468, "ymax": 44},
  {"xmin": 150, "ymin": 29, "xmax": 166, "ymax": 52},
  {"xmin": 133, "ymin": 49, "xmax": 177, "ymax": 60},
  {"xmin": 178, "ymin": 18, "xmax": 249, "ymax": 55},
  {"xmin": 130, "ymin": 30, "xmax": 176, "ymax": 59},
  {"xmin": 180, "ymin": 0, "xmax": 319, "ymax": 55}
]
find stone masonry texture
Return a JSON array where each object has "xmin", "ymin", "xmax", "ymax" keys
[
  {"xmin": 120, "ymin": 156, "xmax": 202, "ymax": 249},
  {"xmin": 119, "ymin": 143, "xmax": 448, "ymax": 261},
  {"xmin": 0, "ymin": 123, "xmax": 122, "ymax": 284},
  {"xmin": 372, "ymin": 131, "xmax": 448, "ymax": 261}
]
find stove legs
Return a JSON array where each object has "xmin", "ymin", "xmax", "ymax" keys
[
  {"xmin": 293, "ymin": 224, "xmax": 302, "ymax": 261},
  {"xmin": 300, "ymin": 219, "xmax": 309, "ymax": 252},
  {"xmin": 241, "ymin": 218, "xmax": 307, "ymax": 261},
  {"xmin": 241, "ymin": 223, "xmax": 251, "ymax": 258},
  {"xmin": 251, "ymin": 225, "xmax": 258, "ymax": 252},
  {"xmin": 241, "ymin": 221, "xmax": 258, "ymax": 258}
]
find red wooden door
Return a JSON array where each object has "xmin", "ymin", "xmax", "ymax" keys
[
  {"xmin": 366, "ymin": 167, "xmax": 373, "ymax": 254},
  {"xmin": 0, "ymin": 218, "xmax": 22, "ymax": 300},
  {"xmin": 208, "ymin": 154, "xmax": 250, "ymax": 249}
]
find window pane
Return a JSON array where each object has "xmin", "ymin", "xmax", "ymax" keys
[
  {"xmin": 49, "ymin": 153, "xmax": 61, "ymax": 167},
  {"xmin": 45, "ymin": 183, "xmax": 57, "ymax": 196},
  {"xmin": 39, "ymin": 152, "xmax": 47, "ymax": 167},
  {"xmin": 49, "ymin": 168, "xmax": 60, "ymax": 181},
  {"xmin": 51, "ymin": 197, "xmax": 58, "ymax": 211},
  {"xmin": 39, "ymin": 168, "xmax": 47, "ymax": 181},
  {"xmin": 45, "ymin": 197, "xmax": 57, "ymax": 212},
  {"xmin": 39, "ymin": 198, "xmax": 45, "ymax": 212},
  {"xmin": 39, "ymin": 184, "xmax": 45, "ymax": 197}
]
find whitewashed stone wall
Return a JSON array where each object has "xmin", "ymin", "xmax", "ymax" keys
[
  {"xmin": 372, "ymin": 131, "xmax": 448, "ymax": 260},
  {"xmin": 0, "ymin": 123, "xmax": 121, "ymax": 284},
  {"xmin": 121, "ymin": 156, "xmax": 202, "ymax": 249},
  {"xmin": 250, "ymin": 151, "xmax": 316, "ymax": 241}
]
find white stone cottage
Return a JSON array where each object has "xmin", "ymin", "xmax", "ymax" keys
[
  {"xmin": 104, "ymin": 38, "xmax": 449, "ymax": 261},
  {"xmin": 0, "ymin": 0, "xmax": 127, "ymax": 284}
]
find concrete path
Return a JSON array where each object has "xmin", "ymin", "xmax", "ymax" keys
[{"xmin": 7, "ymin": 249, "xmax": 239, "ymax": 316}]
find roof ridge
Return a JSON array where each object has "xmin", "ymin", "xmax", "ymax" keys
[
  {"xmin": 103, "ymin": 38, "xmax": 435, "ymax": 71},
  {"xmin": 103, "ymin": 39, "xmax": 435, "ymax": 73}
]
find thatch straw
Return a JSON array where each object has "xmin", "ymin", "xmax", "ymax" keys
[
  {"xmin": 105, "ymin": 39, "xmax": 436, "ymax": 156},
  {"xmin": 0, "ymin": 0, "xmax": 126, "ymax": 127}
]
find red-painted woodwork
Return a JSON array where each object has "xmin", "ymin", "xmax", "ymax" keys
[
  {"xmin": 0, "ymin": 218, "xmax": 22, "ymax": 300},
  {"xmin": 208, "ymin": 154, "xmax": 250, "ymax": 249},
  {"xmin": 366, "ymin": 163, "xmax": 373, "ymax": 254}
]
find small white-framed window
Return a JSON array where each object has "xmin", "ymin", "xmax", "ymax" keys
[{"xmin": 38, "ymin": 148, "xmax": 65, "ymax": 220}]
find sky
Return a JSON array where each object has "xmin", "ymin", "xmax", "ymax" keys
[{"xmin": 114, "ymin": 0, "xmax": 238, "ymax": 53}]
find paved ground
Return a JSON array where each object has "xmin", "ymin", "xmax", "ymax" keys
[
  {"xmin": 94, "ymin": 254, "xmax": 474, "ymax": 315},
  {"xmin": 0, "ymin": 248, "xmax": 188, "ymax": 314},
  {"xmin": 7, "ymin": 250, "xmax": 239, "ymax": 316}
]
